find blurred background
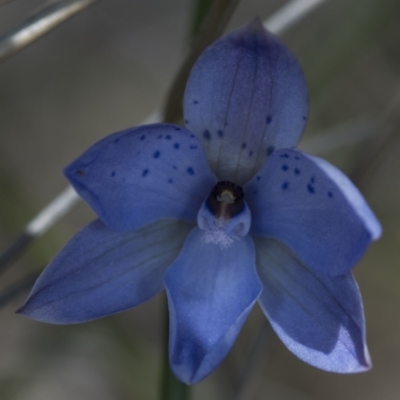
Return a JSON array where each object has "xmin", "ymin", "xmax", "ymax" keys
[{"xmin": 0, "ymin": 0, "xmax": 399, "ymax": 399}]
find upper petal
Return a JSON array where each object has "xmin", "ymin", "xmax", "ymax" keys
[
  {"xmin": 256, "ymin": 238, "xmax": 370, "ymax": 373},
  {"xmin": 184, "ymin": 19, "xmax": 308, "ymax": 185},
  {"xmin": 65, "ymin": 123, "xmax": 217, "ymax": 231},
  {"xmin": 245, "ymin": 149, "xmax": 381, "ymax": 275},
  {"xmin": 18, "ymin": 219, "xmax": 192, "ymax": 324},
  {"xmin": 164, "ymin": 228, "xmax": 262, "ymax": 384}
]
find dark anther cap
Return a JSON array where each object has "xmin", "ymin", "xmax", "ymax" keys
[{"xmin": 206, "ymin": 181, "xmax": 244, "ymax": 219}]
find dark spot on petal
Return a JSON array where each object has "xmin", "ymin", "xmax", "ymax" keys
[
  {"xmin": 203, "ymin": 130, "xmax": 211, "ymax": 140},
  {"xmin": 173, "ymin": 165, "xmax": 177, "ymax": 170},
  {"xmin": 294, "ymin": 168, "xmax": 300, "ymax": 175},
  {"xmin": 190, "ymin": 145, "xmax": 198, "ymax": 149},
  {"xmin": 157, "ymin": 134, "xmax": 163, "ymax": 139},
  {"xmin": 295, "ymin": 156, "xmax": 300, "ymax": 160},
  {"xmin": 168, "ymin": 178, "xmax": 174, "ymax": 184},
  {"xmin": 217, "ymin": 130, "xmax": 224, "ymax": 138},
  {"xmin": 310, "ymin": 176, "xmax": 315, "ymax": 184},
  {"xmin": 282, "ymin": 181, "xmax": 289, "ymax": 190},
  {"xmin": 185, "ymin": 119, "xmax": 189, "ymax": 124},
  {"xmin": 174, "ymin": 143, "xmax": 180, "ymax": 149},
  {"xmin": 111, "ymin": 171, "xmax": 116, "ymax": 177},
  {"xmin": 282, "ymin": 165, "xmax": 289, "ymax": 171},
  {"xmin": 153, "ymin": 151, "xmax": 160, "ymax": 158},
  {"xmin": 166, "ymin": 135, "xmax": 172, "ymax": 140},
  {"xmin": 190, "ymin": 134, "xmax": 195, "ymax": 138},
  {"xmin": 241, "ymin": 143, "xmax": 247, "ymax": 149},
  {"xmin": 256, "ymin": 176, "xmax": 261, "ymax": 181},
  {"xmin": 280, "ymin": 154, "xmax": 289, "ymax": 159},
  {"xmin": 114, "ymin": 138, "xmax": 120, "ymax": 143},
  {"xmin": 303, "ymin": 115, "xmax": 307, "ymax": 121},
  {"xmin": 140, "ymin": 135, "xmax": 146, "ymax": 141},
  {"xmin": 174, "ymin": 127, "xmax": 181, "ymax": 131},
  {"xmin": 193, "ymin": 100, "xmax": 199, "ymax": 105},
  {"xmin": 266, "ymin": 115, "xmax": 273, "ymax": 124},
  {"xmin": 76, "ymin": 169, "xmax": 85, "ymax": 176},
  {"xmin": 187, "ymin": 167, "xmax": 195, "ymax": 175},
  {"xmin": 249, "ymin": 150, "xmax": 253, "ymax": 157},
  {"xmin": 142, "ymin": 169, "xmax": 149, "ymax": 177},
  {"xmin": 328, "ymin": 191, "xmax": 333, "ymax": 198},
  {"xmin": 307, "ymin": 184, "xmax": 315, "ymax": 194},
  {"xmin": 267, "ymin": 146, "xmax": 275, "ymax": 156}
]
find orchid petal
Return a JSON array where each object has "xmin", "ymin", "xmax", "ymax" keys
[
  {"xmin": 184, "ymin": 19, "xmax": 308, "ymax": 185},
  {"xmin": 18, "ymin": 219, "xmax": 192, "ymax": 324},
  {"xmin": 245, "ymin": 149, "xmax": 381, "ymax": 275},
  {"xmin": 65, "ymin": 123, "xmax": 217, "ymax": 231},
  {"xmin": 165, "ymin": 228, "xmax": 262, "ymax": 384},
  {"xmin": 255, "ymin": 238, "xmax": 371, "ymax": 373}
]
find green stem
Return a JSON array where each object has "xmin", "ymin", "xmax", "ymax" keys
[
  {"xmin": 189, "ymin": 0, "xmax": 213, "ymax": 42},
  {"xmin": 159, "ymin": 2, "xmax": 243, "ymax": 397},
  {"xmin": 162, "ymin": 0, "xmax": 241, "ymax": 123},
  {"xmin": 160, "ymin": 298, "xmax": 190, "ymax": 400}
]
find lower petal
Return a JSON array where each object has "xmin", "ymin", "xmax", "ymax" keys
[
  {"xmin": 18, "ymin": 219, "xmax": 192, "ymax": 324},
  {"xmin": 165, "ymin": 228, "xmax": 262, "ymax": 384},
  {"xmin": 255, "ymin": 238, "xmax": 371, "ymax": 373}
]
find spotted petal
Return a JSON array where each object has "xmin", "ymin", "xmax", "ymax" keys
[
  {"xmin": 65, "ymin": 124, "xmax": 217, "ymax": 231},
  {"xmin": 184, "ymin": 19, "xmax": 308, "ymax": 185},
  {"xmin": 18, "ymin": 219, "xmax": 192, "ymax": 324},
  {"xmin": 245, "ymin": 149, "xmax": 381, "ymax": 275},
  {"xmin": 165, "ymin": 228, "xmax": 262, "ymax": 384},
  {"xmin": 255, "ymin": 238, "xmax": 371, "ymax": 373}
]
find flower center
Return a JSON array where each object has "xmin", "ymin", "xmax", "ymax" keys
[
  {"xmin": 206, "ymin": 181, "xmax": 244, "ymax": 220},
  {"xmin": 197, "ymin": 181, "xmax": 251, "ymax": 248}
]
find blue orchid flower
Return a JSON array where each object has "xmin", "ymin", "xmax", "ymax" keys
[{"xmin": 18, "ymin": 19, "xmax": 381, "ymax": 384}]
